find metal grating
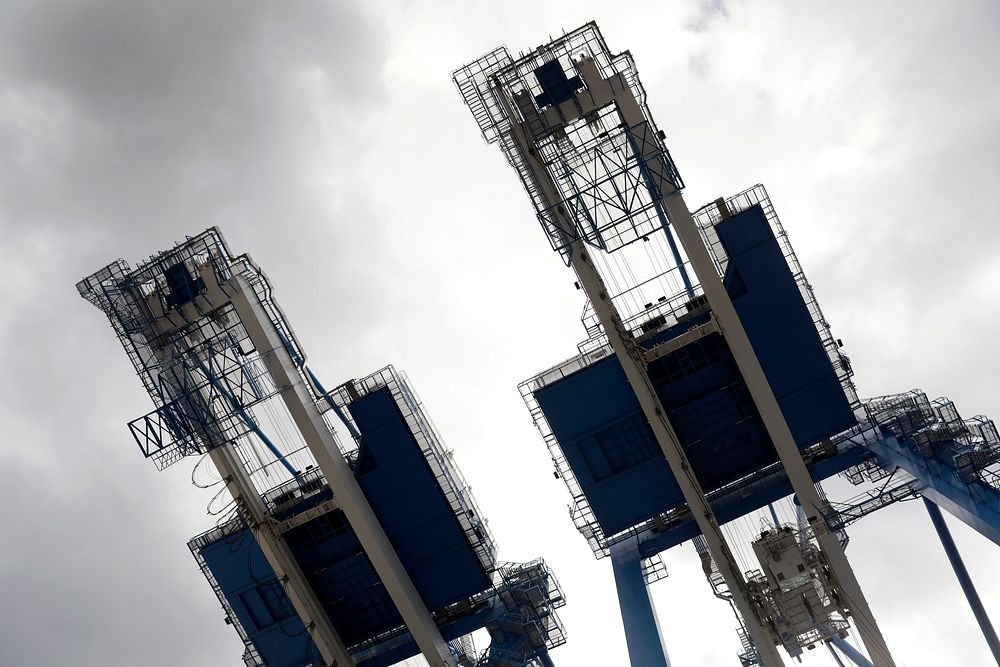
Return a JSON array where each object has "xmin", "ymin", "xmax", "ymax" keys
[
  {"xmin": 325, "ymin": 366, "xmax": 498, "ymax": 577},
  {"xmin": 452, "ymin": 22, "xmax": 685, "ymax": 262},
  {"xmin": 76, "ymin": 228, "xmax": 334, "ymax": 496},
  {"xmin": 853, "ymin": 389, "xmax": 1000, "ymax": 491},
  {"xmin": 692, "ymin": 184, "xmax": 860, "ymax": 416}
]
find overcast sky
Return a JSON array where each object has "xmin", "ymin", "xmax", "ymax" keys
[{"xmin": 1, "ymin": 1, "xmax": 998, "ymax": 666}]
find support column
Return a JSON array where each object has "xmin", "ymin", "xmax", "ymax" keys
[
  {"xmin": 210, "ymin": 446, "xmax": 354, "ymax": 666},
  {"xmin": 827, "ymin": 642, "xmax": 847, "ymax": 667},
  {"xmin": 536, "ymin": 650, "xmax": 556, "ymax": 667},
  {"xmin": 830, "ymin": 635, "xmax": 874, "ymax": 667},
  {"xmin": 216, "ymin": 272, "xmax": 456, "ymax": 667},
  {"xmin": 151, "ymin": 341, "xmax": 352, "ymax": 667},
  {"xmin": 660, "ymin": 194, "xmax": 895, "ymax": 667},
  {"xmin": 610, "ymin": 538, "xmax": 671, "ymax": 667},
  {"xmin": 924, "ymin": 498, "xmax": 1000, "ymax": 665}
]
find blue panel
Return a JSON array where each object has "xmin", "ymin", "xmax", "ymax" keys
[
  {"xmin": 535, "ymin": 357, "xmax": 683, "ymax": 535},
  {"xmin": 195, "ymin": 516, "xmax": 517, "ymax": 667},
  {"xmin": 533, "ymin": 59, "xmax": 583, "ymax": 108},
  {"xmin": 195, "ymin": 385, "xmax": 497, "ymax": 657},
  {"xmin": 350, "ymin": 388, "xmax": 491, "ymax": 609},
  {"xmin": 534, "ymin": 204, "xmax": 857, "ymax": 536},
  {"xmin": 283, "ymin": 506, "xmax": 403, "ymax": 646},
  {"xmin": 198, "ymin": 530, "xmax": 320, "ymax": 667},
  {"xmin": 718, "ymin": 205, "xmax": 856, "ymax": 444}
]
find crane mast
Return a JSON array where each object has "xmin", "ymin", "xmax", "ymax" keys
[{"xmin": 454, "ymin": 22, "xmax": 895, "ymax": 666}]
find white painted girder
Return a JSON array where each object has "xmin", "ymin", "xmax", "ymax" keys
[{"xmin": 220, "ymin": 272, "xmax": 456, "ymax": 667}]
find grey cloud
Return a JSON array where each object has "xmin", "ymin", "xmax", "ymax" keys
[
  {"xmin": 0, "ymin": 2, "xmax": 391, "ymax": 665},
  {"xmin": 685, "ymin": 0, "xmax": 730, "ymax": 33},
  {"xmin": 0, "ymin": 0, "xmax": 388, "ymax": 252},
  {"xmin": 0, "ymin": 451, "xmax": 239, "ymax": 666}
]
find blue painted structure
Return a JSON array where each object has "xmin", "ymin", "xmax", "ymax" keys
[
  {"xmin": 532, "ymin": 59, "xmax": 582, "ymax": 109},
  {"xmin": 195, "ymin": 527, "xmax": 320, "ymax": 667},
  {"xmin": 189, "ymin": 371, "xmax": 564, "ymax": 666},
  {"xmin": 854, "ymin": 391, "xmax": 1000, "ymax": 546},
  {"xmin": 193, "ymin": 521, "xmax": 563, "ymax": 667},
  {"xmin": 190, "ymin": 381, "xmax": 492, "ymax": 662},
  {"xmin": 924, "ymin": 498, "xmax": 1000, "ymax": 664},
  {"xmin": 533, "ymin": 204, "xmax": 857, "ymax": 538},
  {"xmin": 610, "ymin": 537, "xmax": 671, "ymax": 667},
  {"xmin": 351, "ymin": 387, "xmax": 491, "ymax": 610}
]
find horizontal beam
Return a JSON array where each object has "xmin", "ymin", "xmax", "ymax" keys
[
  {"xmin": 275, "ymin": 498, "xmax": 341, "ymax": 534},
  {"xmin": 632, "ymin": 446, "xmax": 866, "ymax": 557},
  {"xmin": 864, "ymin": 434, "xmax": 1000, "ymax": 547},
  {"xmin": 641, "ymin": 315, "xmax": 720, "ymax": 364}
]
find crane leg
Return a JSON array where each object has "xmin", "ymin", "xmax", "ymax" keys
[
  {"xmin": 925, "ymin": 498, "xmax": 1000, "ymax": 665},
  {"xmin": 610, "ymin": 538, "xmax": 671, "ymax": 667},
  {"xmin": 831, "ymin": 635, "xmax": 874, "ymax": 667}
]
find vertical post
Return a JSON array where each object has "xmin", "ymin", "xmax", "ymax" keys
[
  {"xmin": 610, "ymin": 538, "xmax": 671, "ymax": 667},
  {"xmin": 213, "ymin": 271, "xmax": 456, "ymax": 667},
  {"xmin": 768, "ymin": 502, "xmax": 781, "ymax": 528},
  {"xmin": 830, "ymin": 635, "xmax": 875, "ymax": 667},
  {"xmin": 924, "ymin": 498, "xmax": 1000, "ymax": 664}
]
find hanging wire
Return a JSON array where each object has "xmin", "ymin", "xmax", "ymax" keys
[
  {"xmin": 207, "ymin": 484, "xmax": 238, "ymax": 517},
  {"xmin": 192, "ymin": 452, "xmax": 224, "ymax": 489}
]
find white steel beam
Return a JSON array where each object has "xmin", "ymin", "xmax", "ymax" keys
[
  {"xmin": 659, "ymin": 175, "xmax": 893, "ymax": 667},
  {"xmin": 216, "ymin": 271, "xmax": 456, "ymax": 667}
]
